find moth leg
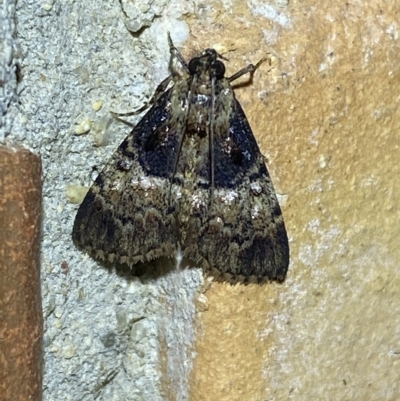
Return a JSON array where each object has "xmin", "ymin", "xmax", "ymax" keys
[
  {"xmin": 112, "ymin": 34, "xmax": 187, "ymax": 125},
  {"xmin": 111, "ymin": 75, "xmax": 173, "ymax": 127},
  {"xmin": 110, "ymin": 112, "xmax": 136, "ymax": 128},
  {"xmin": 228, "ymin": 58, "xmax": 266, "ymax": 83},
  {"xmin": 147, "ymin": 74, "xmax": 174, "ymax": 104}
]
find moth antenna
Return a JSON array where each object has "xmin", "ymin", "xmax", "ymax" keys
[
  {"xmin": 166, "ymin": 76, "xmax": 196, "ymax": 203},
  {"xmin": 209, "ymin": 76, "xmax": 216, "ymax": 203},
  {"xmin": 167, "ymin": 32, "xmax": 188, "ymax": 71}
]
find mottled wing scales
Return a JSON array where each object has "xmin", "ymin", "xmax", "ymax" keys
[
  {"xmin": 197, "ymin": 173, "xmax": 288, "ymax": 282},
  {"xmin": 195, "ymin": 100, "xmax": 289, "ymax": 282},
  {"xmin": 72, "ymin": 91, "xmax": 181, "ymax": 266}
]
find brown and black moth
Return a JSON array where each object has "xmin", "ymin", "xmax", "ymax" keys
[{"xmin": 72, "ymin": 36, "xmax": 289, "ymax": 284}]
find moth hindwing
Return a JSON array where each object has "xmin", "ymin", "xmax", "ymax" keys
[{"xmin": 72, "ymin": 38, "xmax": 289, "ymax": 284}]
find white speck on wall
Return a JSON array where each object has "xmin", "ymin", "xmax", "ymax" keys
[
  {"xmin": 319, "ymin": 62, "xmax": 328, "ymax": 72},
  {"xmin": 386, "ymin": 23, "xmax": 399, "ymax": 40},
  {"xmin": 262, "ymin": 28, "xmax": 279, "ymax": 45},
  {"xmin": 307, "ymin": 219, "xmax": 321, "ymax": 234},
  {"xmin": 248, "ymin": 0, "xmax": 291, "ymax": 27},
  {"xmin": 309, "ymin": 127, "xmax": 319, "ymax": 145}
]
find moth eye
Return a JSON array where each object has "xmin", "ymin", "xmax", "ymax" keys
[
  {"xmin": 213, "ymin": 61, "xmax": 225, "ymax": 79},
  {"xmin": 188, "ymin": 57, "xmax": 202, "ymax": 75}
]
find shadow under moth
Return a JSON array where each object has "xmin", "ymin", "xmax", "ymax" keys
[{"xmin": 72, "ymin": 36, "xmax": 289, "ymax": 284}]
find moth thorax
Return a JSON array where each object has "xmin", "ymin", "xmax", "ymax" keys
[{"xmin": 196, "ymin": 84, "xmax": 213, "ymax": 96}]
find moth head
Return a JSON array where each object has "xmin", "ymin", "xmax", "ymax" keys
[{"xmin": 188, "ymin": 49, "xmax": 226, "ymax": 80}]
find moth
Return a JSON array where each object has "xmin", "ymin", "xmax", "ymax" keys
[{"xmin": 72, "ymin": 36, "xmax": 289, "ymax": 284}]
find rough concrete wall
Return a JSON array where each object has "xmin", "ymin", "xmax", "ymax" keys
[{"xmin": 0, "ymin": 0, "xmax": 20, "ymax": 141}]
